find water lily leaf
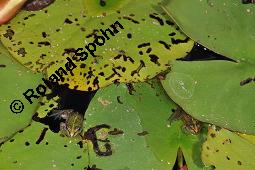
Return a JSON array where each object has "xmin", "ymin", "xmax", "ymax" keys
[
  {"xmin": 202, "ymin": 127, "xmax": 255, "ymax": 170},
  {"xmin": 163, "ymin": 0, "xmax": 255, "ymax": 63},
  {"xmin": 0, "ymin": 122, "xmax": 88, "ymax": 170},
  {"xmin": 161, "ymin": 60, "xmax": 255, "ymax": 134},
  {"xmin": 84, "ymin": 80, "xmax": 208, "ymax": 169},
  {"xmin": 0, "ymin": 79, "xmax": 208, "ymax": 169},
  {"xmin": 0, "ymin": 0, "xmax": 193, "ymax": 91},
  {"xmin": 0, "ymin": 43, "xmax": 42, "ymax": 142}
]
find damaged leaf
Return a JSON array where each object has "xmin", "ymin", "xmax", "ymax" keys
[
  {"xmin": 202, "ymin": 126, "xmax": 255, "ymax": 169},
  {"xmin": 0, "ymin": 0, "xmax": 193, "ymax": 91}
]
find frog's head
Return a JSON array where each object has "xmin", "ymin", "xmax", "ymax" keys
[{"xmin": 186, "ymin": 120, "xmax": 202, "ymax": 135}]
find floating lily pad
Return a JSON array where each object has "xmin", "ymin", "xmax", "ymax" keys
[
  {"xmin": 84, "ymin": 80, "xmax": 209, "ymax": 169},
  {"xmin": 0, "ymin": 43, "xmax": 42, "ymax": 142},
  {"xmin": 161, "ymin": 60, "xmax": 255, "ymax": 134},
  {"xmin": 0, "ymin": 122, "xmax": 88, "ymax": 169},
  {"xmin": 0, "ymin": 79, "xmax": 209, "ymax": 169},
  {"xmin": 0, "ymin": 0, "xmax": 193, "ymax": 91},
  {"xmin": 163, "ymin": 0, "xmax": 255, "ymax": 63},
  {"xmin": 202, "ymin": 127, "xmax": 255, "ymax": 169}
]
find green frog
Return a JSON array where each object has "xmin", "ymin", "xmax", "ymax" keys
[
  {"xmin": 169, "ymin": 107, "xmax": 202, "ymax": 135},
  {"xmin": 51, "ymin": 109, "xmax": 84, "ymax": 138}
]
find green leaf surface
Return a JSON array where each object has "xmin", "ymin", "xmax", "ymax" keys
[
  {"xmin": 0, "ymin": 80, "xmax": 208, "ymax": 170},
  {"xmin": 202, "ymin": 127, "xmax": 255, "ymax": 170},
  {"xmin": 163, "ymin": 0, "xmax": 255, "ymax": 63},
  {"xmin": 161, "ymin": 60, "xmax": 255, "ymax": 134},
  {"xmin": 0, "ymin": 122, "xmax": 88, "ymax": 170},
  {"xmin": 0, "ymin": 0, "xmax": 193, "ymax": 91},
  {"xmin": 0, "ymin": 44, "xmax": 42, "ymax": 142},
  {"xmin": 84, "ymin": 80, "xmax": 208, "ymax": 170}
]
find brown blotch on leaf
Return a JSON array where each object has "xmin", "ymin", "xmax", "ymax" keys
[
  {"xmin": 210, "ymin": 133, "xmax": 216, "ymax": 138},
  {"xmin": 3, "ymin": 29, "xmax": 15, "ymax": 40},
  {"xmin": 108, "ymin": 128, "xmax": 124, "ymax": 135},
  {"xmin": 240, "ymin": 77, "xmax": 253, "ymax": 86},
  {"xmin": 0, "ymin": 64, "xmax": 6, "ymax": 68},
  {"xmin": 137, "ymin": 131, "xmax": 149, "ymax": 136},
  {"xmin": 17, "ymin": 48, "xmax": 27, "ymax": 57}
]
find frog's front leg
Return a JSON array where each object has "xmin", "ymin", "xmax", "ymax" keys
[
  {"xmin": 59, "ymin": 122, "xmax": 68, "ymax": 137},
  {"xmin": 168, "ymin": 107, "xmax": 184, "ymax": 124}
]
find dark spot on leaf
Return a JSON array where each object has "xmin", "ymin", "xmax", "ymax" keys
[
  {"xmin": 137, "ymin": 42, "xmax": 150, "ymax": 48},
  {"xmin": 237, "ymin": 160, "xmax": 242, "ymax": 165},
  {"xmin": 42, "ymin": 32, "xmax": 47, "ymax": 38},
  {"xmin": 3, "ymin": 29, "xmax": 15, "ymax": 40},
  {"xmin": 117, "ymin": 96, "xmax": 123, "ymax": 104},
  {"xmin": 122, "ymin": 16, "xmax": 139, "ymax": 24},
  {"xmin": 71, "ymin": 163, "xmax": 74, "ymax": 166},
  {"xmin": 0, "ymin": 64, "xmax": 6, "ymax": 68},
  {"xmin": 17, "ymin": 48, "xmax": 27, "ymax": 57},
  {"xmin": 25, "ymin": 141, "xmax": 30, "ymax": 146},
  {"xmin": 169, "ymin": 32, "xmax": 176, "ymax": 36},
  {"xmin": 226, "ymin": 156, "xmax": 230, "ymax": 160},
  {"xmin": 108, "ymin": 128, "xmax": 124, "ymax": 135},
  {"xmin": 38, "ymin": 41, "xmax": 51, "ymax": 47},
  {"xmin": 80, "ymin": 64, "xmax": 86, "ymax": 68},
  {"xmin": 159, "ymin": 40, "xmax": 171, "ymax": 49},
  {"xmin": 149, "ymin": 54, "xmax": 160, "ymax": 65},
  {"xmin": 166, "ymin": 20, "xmax": 175, "ymax": 26},
  {"xmin": 86, "ymin": 165, "xmax": 102, "ymax": 170},
  {"xmin": 210, "ymin": 133, "xmax": 216, "ymax": 138},
  {"xmin": 100, "ymin": 0, "xmax": 106, "ymax": 6},
  {"xmin": 137, "ymin": 131, "xmax": 149, "ymax": 136},
  {"xmin": 64, "ymin": 144, "xmax": 68, "ymax": 147},
  {"xmin": 127, "ymin": 33, "xmax": 132, "ymax": 39},
  {"xmin": 64, "ymin": 18, "xmax": 73, "ymax": 24},
  {"xmin": 10, "ymin": 139, "xmax": 14, "ymax": 142},
  {"xmin": 126, "ymin": 83, "xmax": 136, "ymax": 95},
  {"xmin": 171, "ymin": 37, "xmax": 189, "ymax": 45},
  {"xmin": 23, "ymin": 14, "xmax": 36, "ymax": 20},
  {"xmin": 77, "ymin": 141, "xmax": 83, "ymax": 148},
  {"xmin": 149, "ymin": 14, "xmax": 164, "ymax": 25},
  {"xmin": 76, "ymin": 155, "xmax": 82, "ymax": 159},
  {"xmin": 240, "ymin": 77, "xmax": 253, "ymax": 86}
]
